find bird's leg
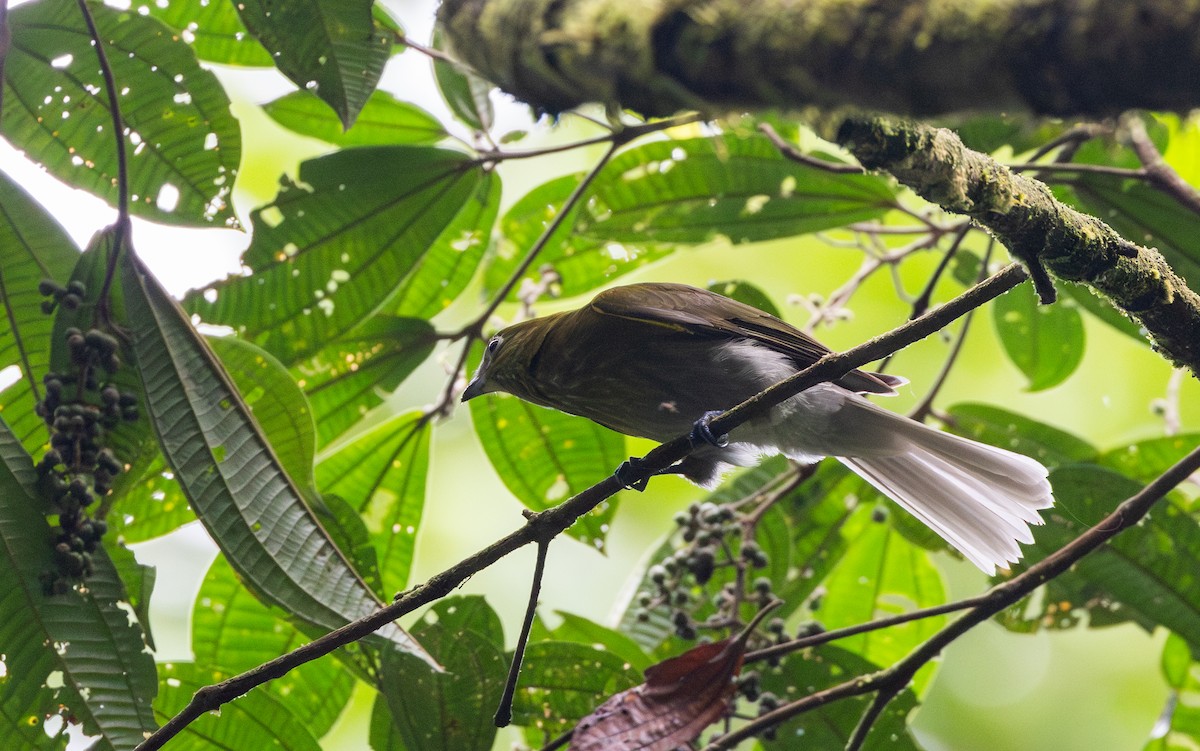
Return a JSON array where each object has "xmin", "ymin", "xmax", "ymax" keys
[{"xmin": 689, "ymin": 410, "xmax": 729, "ymax": 448}]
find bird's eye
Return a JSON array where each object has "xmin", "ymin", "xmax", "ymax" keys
[{"xmin": 486, "ymin": 336, "xmax": 502, "ymax": 355}]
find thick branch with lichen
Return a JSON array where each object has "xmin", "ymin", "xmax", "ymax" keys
[
  {"xmin": 438, "ymin": 0, "xmax": 1200, "ymax": 117},
  {"xmin": 836, "ymin": 118, "xmax": 1200, "ymax": 372}
]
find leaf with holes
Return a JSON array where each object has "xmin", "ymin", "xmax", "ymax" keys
[
  {"xmin": 189, "ymin": 557, "xmax": 355, "ymax": 739},
  {"xmin": 484, "ymin": 134, "xmax": 896, "ymax": 300},
  {"xmin": 122, "ymin": 252, "xmax": 431, "ymax": 663},
  {"xmin": 185, "ymin": 146, "xmax": 483, "ymax": 363},
  {"xmin": 468, "ymin": 389, "xmax": 623, "ymax": 550},
  {"xmin": 4, "ymin": 0, "xmax": 240, "ymax": 226},
  {"xmin": 510, "ymin": 641, "xmax": 641, "ymax": 737},
  {"xmin": 316, "ymin": 411, "xmax": 430, "ymax": 595},
  {"xmin": 299, "ymin": 317, "xmax": 437, "ymax": 447},
  {"xmin": 235, "ymin": 0, "xmax": 390, "ymax": 128},
  {"xmin": 0, "ymin": 170, "xmax": 80, "ymax": 453},
  {"xmin": 0, "ymin": 418, "xmax": 158, "ymax": 750}
]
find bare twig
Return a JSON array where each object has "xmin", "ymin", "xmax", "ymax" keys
[
  {"xmin": 74, "ymin": 0, "xmax": 130, "ymax": 319},
  {"xmin": 495, "ymin": 539, "xmax": 550, "ymax": 727},
  {"xmin": 1122, "ymin": 113, "xmax": 1200, "ymax": 217},
  {"xmin": 759, "ymin": 123, "xmax": 865, "ymax": 174}
]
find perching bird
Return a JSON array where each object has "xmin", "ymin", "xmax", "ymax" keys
[{"xmin": 461, "ymin": 282, "xmax": 1053, "ymax": 573}]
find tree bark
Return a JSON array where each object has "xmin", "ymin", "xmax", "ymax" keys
[{"xmin": 439, "ymin": 0, "xmax": 1200, "ymax": 117}]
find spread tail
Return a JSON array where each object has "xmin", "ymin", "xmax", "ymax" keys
[{"xmin": 829, "ymin": 402, "xmax": 1053, "ymax": 574}]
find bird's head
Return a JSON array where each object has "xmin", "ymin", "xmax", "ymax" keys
[{"xmin": 460, "ymin": 315, "xmax": 558, "ymax": 402}]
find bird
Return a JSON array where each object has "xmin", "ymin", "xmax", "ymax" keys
[{"xmin": 461, "ymin": 282, "xmax": 1053, "ymax": 574}]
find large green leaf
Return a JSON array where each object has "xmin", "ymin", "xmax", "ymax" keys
[
  {"xmin": 1100, "ymin": 433, "xmax": 1200, "ymax": 485},
  {"xmin": 121, "ymin": 252, "xmax": 429, "ymax": 661},
  {"xmin": 817, "ymin": 503, "xmax": 947, "ymax": 694},
  {"xmin": 145, "ymin": 0, "xmax": 274, "ymax": 66},
  {"xmin": 484, "ymin": 134, "xmax": 897, "ymax": 299},
  {"xmin": 209, "ymin": 336, "xmax": 318, "ymax": 500},
  {"xmin": 300, "ymin": 317, "xmax": 437, "ymax": 447},
  {"xmin": 377, "ymin": 597, "xmax": 507, "ymax": 751},
  {"xmin": 189, "ymin": 557, "xmax": 355, "ymax": 740},
  {"xmin": 185, "ymin": 146, "xmax": 484, "ymax": 363},
  {"xmin": 4, "ymin": 0, "xmax": 240, "ymax": 226},
  {"xmin": 263, "ymin": 90, "xmax": 446, "ymax": 147},
  {"xmin": 468, "ymin": 389, "xmax": 623, "ymax": 550},
  {"xmin": 992, "ymin": 285, "xmax": 1085, "ymax": 392},
  {"xmin": 316, "ymin": 411, "xmax": 431, "ymax": 595},
  {"xmin": 943, "ymin": 403, "xmax": 1098, "ymax": 467},
  {"xmin": 0, "ymin": 170, "xmax": 79, "ymax": 452},
  {"xmin": 0, "ymin": 419, "xmax": 158, "ymax": 751},
  {"xmin": 550, "ymin": 611, "xmax": 654, "ymax": 673},
  {"xmin": 995, "ymin": 465, "xmax": 1200, "ymax": 652},
  {"xmin": 235, "ymin": 0, "xmax": 390, "ymax": 128}
]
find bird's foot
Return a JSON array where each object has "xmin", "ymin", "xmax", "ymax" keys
[
  {"xmin": 689, "ymin": 411, "xmax": 729, "ymax": 448},
  {"xmin": 615, "ymin": 457, "xmax": 651, "ymax": 492}
]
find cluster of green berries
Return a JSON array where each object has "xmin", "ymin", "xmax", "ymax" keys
[
  {"xmin": 631, "ymin": 501, "xmax": 773, "ymax": 640},
  {"xmin": 34, "ymin": 280, "xmax": 138, "ymax": 592},
  {"xmin": 39, "ymin": 278, "xmax": 87, "ymax": 313}
]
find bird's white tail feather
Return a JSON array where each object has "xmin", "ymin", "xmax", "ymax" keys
[{"xmin": 808, "ymin": 397, "xmax": 1052, "ymax": 574}]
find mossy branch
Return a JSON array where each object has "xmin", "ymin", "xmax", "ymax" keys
[
  {"xmin": 438, "ymin": 0, "xmax": 1200, "ymax": 117},
  {"xmin": 837, "ymin": 118, "xmax": 1200, "ymax": 373}
]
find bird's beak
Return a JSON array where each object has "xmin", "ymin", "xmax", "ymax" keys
[{"xmin": 461, "ymin": 375, "xmax": 486, "ymax": 402}]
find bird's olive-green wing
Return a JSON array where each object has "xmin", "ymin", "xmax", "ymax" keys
[{"xmin": 590, "ymin": 282, "xmax": 901, "ymax": 395}]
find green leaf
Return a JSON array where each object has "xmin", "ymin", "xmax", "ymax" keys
[
  {"xmin": 263, "ymin": 90, "xmax": 446, "ymax": 146},
  {"xmin": 106, "ymin": 540, "xmax": 158, "ymax": 651},
  {"xmin": 485, "ymin": 134, "xmax": 896, "ymax": 300},
  {"xmin": 190, "ymin": 557, "xmax": 355, "ymax": 739},
  {"xmin": 300, "ymin": 317, "xmax": 437, "ymax": 447},
  {"xmin": 483, "ymin": 173, "xmax": 675, "ymax": 301},
  {"xmin": 1146, "ymin": 639, "xmax": 1200, "ymax": 751},
  {"xmin": 1069, "ymin": 176, "xmax": 1200, "ymax": 291},
  {"xmin": 0, "ymin": 419, "xmax": 158, "ymax": 750},
  {"xmin": 121, "ymin": 252, "xmax": 430, "ymax": 662},
  {"xmin": 992, "ymin": 285, "xmax": 1085, "ymax": 391},
  {"xmin": 4, "ymin": 0, "xmax": 240, "ymax": 226},
  {"xmin": 996, "ymin": 465, "xmax": 1200, "ymax": 652},
  {"xmin": 1100, "ymin": 433, "xmax": 1200, "ymax": 485},
  {"xmin": 185, "ymin": 146, "xmax": 483, "ymax": 363},
  {"xmin": 817, "ymin": 503, "xmax": 947, "ymax": 694},
  {"xmin": 759, "ymin": 646, "xmax": 920, "ymax": 750},
  {"xmin": 508, "ymin": 641, "xmax": 641, "ymax": 735},
  {"xmin": 211, "ymin": 336, "xmax": 318, "ymax": 500},
  {"xmin": 468, "ymin": 390, "xmax": 623, "ymax": 550},
  {"xmin": 706, "ymin": 280, "xmax": 781, "ymax": 316},
  {"xmin": 145, "ymin": 0, "xmax": 274, "ymax": 66},
  {"xmin": 432, "ymin": 25, "xmax": 493, "ymax": 132},
  {"xmin": 944, "ymin": 403, "xmax": 1098, "ymax": 467},
  {"xmin": 235, "ymin": 0, "xmax": 390, "ymax": 128},
  {"xmin": 378, "ymin": 598, "xmax": 507, "ymax": 751},
  {"xmin": 0, "ymin": 170, "xmax": 79, "ymax": 453},
  {"xmin": 316, "ymin": 411, "xmax": 431, "ymax": 594},
  {"xmin": 154, "ymin": 663, "xmax": 324, "ymax": 751},
  {"xmin": 390, "ymin": 171, "xmax": 499, "ymax": 320},
  {"xmin": 551, "ymin": 611, "xmax": 654, "ymax": 673}
]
